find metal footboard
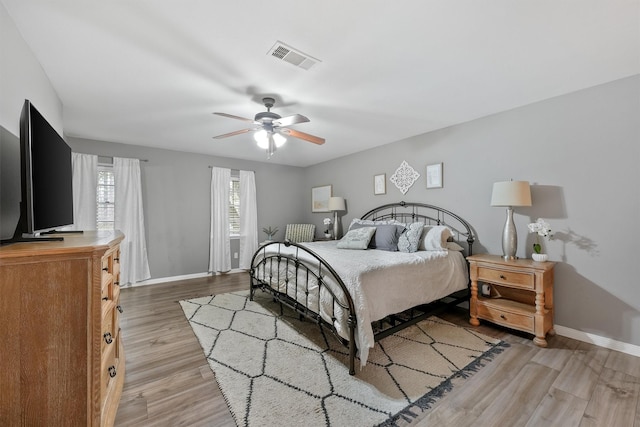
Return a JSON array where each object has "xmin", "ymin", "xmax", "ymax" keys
[{"xmin": 249, "ymin": 241, "xmax": 358, "ymax": 375}]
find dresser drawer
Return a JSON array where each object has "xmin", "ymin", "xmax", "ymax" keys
[
  {"xmin": 101, "ymin": 336, "xmax": 117, "ymax": 404},
  {"xmin": 477, "ymin": 266, "xmax": 534, "ymax": 290},
  {"xmin": 113, "ymin": 251, "xmax": 121, "ymax": 277},
  {"xmin": 101, "ymin": 305, "xmax": 117, "ymax": 355},
  {"xmin": 477, "ymin": 301, "xmax": 534, "ymax": 333}
]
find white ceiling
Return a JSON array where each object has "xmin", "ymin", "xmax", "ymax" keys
[{"xmin": 3, "ymin": 1, "xmax": 639, "ymax": 167}]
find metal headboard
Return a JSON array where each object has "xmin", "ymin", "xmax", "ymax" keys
[{"xmin": 360, "ymin": 201, "xmax": 475, "ymax": 256}]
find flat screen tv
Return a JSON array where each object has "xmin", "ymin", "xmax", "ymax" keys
[{"xmin": 2, "ymin": 100, "xmax": 74, "ymax": 243}]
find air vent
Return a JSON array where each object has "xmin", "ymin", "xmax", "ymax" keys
[{"xmin": 267, "ymin": 41, "xmax": 320, "ymax": 70}]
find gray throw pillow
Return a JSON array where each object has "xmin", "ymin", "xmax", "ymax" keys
[{"xmin": 350, "ymin": 223, "xmax": 405, "ymax": 251}]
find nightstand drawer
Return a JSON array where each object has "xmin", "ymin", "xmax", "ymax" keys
[
  {"xmin": 477, "ymin": 302, "xmax": 534, "ymax": 332},
  {"xmin": 477, "ymin": 266, "xmax": 534, "ymax": 290}
]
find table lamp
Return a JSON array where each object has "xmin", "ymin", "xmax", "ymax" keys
[
  {"xmin": 328, "ymin": 196, "xmax": 345, "ymax": 240},
  {"xmin": 490, "ymin": 181, "xmax": 531, "ymax": 260}
]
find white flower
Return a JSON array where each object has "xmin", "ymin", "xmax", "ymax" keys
[
  {"xmin": 528, "ymin": 218, "xmax": 552, "ymax": 238},
  {"xmin": 323, "ymin": 218, "xmax": 332, "ymax": 226}
]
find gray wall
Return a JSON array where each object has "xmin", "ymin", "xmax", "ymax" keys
[
  {"xmin": 303, "ymin": 75, "xmax": 640, "ymax": 347},
  {"xmin": 2, "ymin": 2, "xmax": 637, "ymax": 348},
  {"xmin": 67, "ymin": 137, "xmax": 306, "ymax": 277}
]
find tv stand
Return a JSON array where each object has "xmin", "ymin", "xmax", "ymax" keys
[
  {"xmin": 1, "ymin": 235, "xmax": 63, "ymax": 245},
  {"xmin": 41, "ymin": 229, "xmax": 84, "ymax": 235},
  {"xmin": 1, "ymin": 213, "xmax": 82, "ymax": 245}
]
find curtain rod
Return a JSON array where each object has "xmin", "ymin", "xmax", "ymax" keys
[
  {"xmin": 208, "ymin": 166, "xmax": 254, "ymax": 172},
  {"xmin": 97, "ymin": 155, "xmax": 148, "ymax": 162}
]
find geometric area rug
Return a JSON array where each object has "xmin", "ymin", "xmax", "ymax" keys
[{"xmin": 180, "ymin": 290, "xmax": 508, "ymax": 427}]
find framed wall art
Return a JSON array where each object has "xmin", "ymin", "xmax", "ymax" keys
[
  {"xmin": 426, "ymin": 163, "xmax": 443, "ymax": 189},
  {"xmin": 373, "ymin": 173, "xmax": 386, "ymax": 195},
  {"xmin": 311, "ymin": 185, "xmax": 332, "ymax": 212}
]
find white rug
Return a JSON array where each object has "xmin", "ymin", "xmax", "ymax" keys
[{"xmin": 180, "ymin": 290, "xmax": 508, "ymax": 427}]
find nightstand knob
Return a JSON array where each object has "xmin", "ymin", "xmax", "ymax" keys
[
  {"xmin": 499, "ymin": 274, "xmax": 506, "ymax": 280},
  {"xmin": 500, "ymin": 314, "xmax": 506, "ymax": 319}
]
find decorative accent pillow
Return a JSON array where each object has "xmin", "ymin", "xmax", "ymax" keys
[
  {"xmin": 350, "ymin": 223, "xmax": 405, "ymax": 251},
  {"xmin": 397, "ymin": 222, "xmax": 424, "ymax": 253},
  {"xmin": 423, "ymin": 226, "xmax": 453, "ymax": 251},
  {"xmin": 336, "ymin": 226, "xmax": 376, "ymax": 249}
]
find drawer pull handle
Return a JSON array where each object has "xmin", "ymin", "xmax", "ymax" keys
[
  {"xmin": 103, "ymin": 332, "xmax": 113, "ymax": 344},
  {"xmin": 114, "ymin": 257, "xmax": 120, "ymax": 262},
  {"xmin": 500, "ymin": 314, "xmax": 506, "ymax": 319},
  {"xmin": 102, "ymin": 267, "xmax": 109, "ymax": 272},
  {"xmin": 102, "ymin": 297, "xmax": 109, "ymax": 301},
  {"xmin": 114, "ymin": 281, "xmax": 120, "ymax": 286},
  {"xmin": 108, "ymin": 366, "xmax": 117, "ymax": 378},
  {"xmin": 499, "ymin": 274, "xmax": 506, "ymax": 280},
  {"xmin": 117, "ymin": 305, "xmax": 123, "ymax": 314}
]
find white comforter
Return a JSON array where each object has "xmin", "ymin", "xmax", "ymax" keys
[{"xmin": 253, "ymin": 241, "xmax": 469, "ymax": 366}]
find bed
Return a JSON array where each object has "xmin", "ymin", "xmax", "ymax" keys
[{"xmin": 249, "ymin": 201, "xmax": 475, "ymax": 375}]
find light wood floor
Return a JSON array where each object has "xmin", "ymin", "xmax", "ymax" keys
[{"xmin": 114, "ymin": 274, "xmax": 640, "ymax": 427}]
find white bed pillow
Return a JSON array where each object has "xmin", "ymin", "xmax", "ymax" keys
[
  {"xmin": 336, "ymin": 226, "xmax": 376, "ymax": 249},
  {"xmin": 446, "ymin": 241, "xmax": 465, "ymax": 251},
  {"xmin": 423, "ymin": 226, "xmax": 453, "ymax": 251},
  {"xmin": 349, "ymin": 218, "xmax": 404, "ymax": 230},
  {"xmin": 417, "ymin": 225, "xmax": 433, "ymax": 250}
]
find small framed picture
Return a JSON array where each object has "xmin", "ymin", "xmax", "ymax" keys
[
  {"xmin": 374, "ymin": 174, "xmax": 386, "ymax": 195},
  {"xmin": 311, "ymin": 185, "xmax": 332, "ymax": 212},
  {"xmin": 426, "ymin": 163, "xmax": 443, "ymax": 189}
]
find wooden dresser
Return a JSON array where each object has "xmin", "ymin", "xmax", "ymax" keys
[
  {"xmin": 0, "ymin": 231, "xmax": 126, "ymax": 426},
  {"xmin": 467, "ymin": 253, "xmax": 555, "ymax": 347}
]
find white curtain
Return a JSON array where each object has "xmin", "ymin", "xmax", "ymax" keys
[
  {"xmin": 209, "ymin": 167, "xmax": 231, "ymax": 273},
  {"xmin": 70, "ymin": 152, "xmax": 97, "ymax": 230},
  {"xmin": 239, "ymin": 170, "xmax": 258, "ymax": 269},
  {"xmin": 114, "ymin": 157, "xmax": 151, "ymax": 285}
]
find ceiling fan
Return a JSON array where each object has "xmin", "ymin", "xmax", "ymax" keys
[{"xmin": 213, "ymin": 97, "xmax": 325, "ymax": 158}]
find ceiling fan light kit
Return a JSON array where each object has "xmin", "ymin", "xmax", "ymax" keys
[{"xmin": 213, "ymin": 97, "xmax": 325, "ymax": 159}]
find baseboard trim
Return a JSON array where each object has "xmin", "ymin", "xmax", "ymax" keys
[
  {"xmin": 555, "ymin": 325, "xmax": 640, "ymax": 357},
  {"xmin": 130, "ymin": 269, "xmax": 246, "ymax": 288}
]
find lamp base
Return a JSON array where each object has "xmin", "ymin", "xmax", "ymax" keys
[{"xmin": 501, "ymin": 207, "xmax": 518, "ymax": 260}]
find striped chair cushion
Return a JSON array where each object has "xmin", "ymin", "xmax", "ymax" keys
[{"xmin": 285, "ymin": 224, "xmax": 316, "ymax": 243}]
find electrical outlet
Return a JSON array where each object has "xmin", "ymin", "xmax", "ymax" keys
[{"xmin": 233, "ymin": 252, "xmax": 238, "ymax": 259}]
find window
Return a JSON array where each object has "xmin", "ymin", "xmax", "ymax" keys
[
  {"xmin": 97, "ymin": 165, "xmax": 115, "ymax": 230},
  {"xmin": 229, "ymin": 177, "xmax": 240, "ymax": 237}
]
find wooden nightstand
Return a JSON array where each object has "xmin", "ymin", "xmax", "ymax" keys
[{"xmin": 467, "ymin": 254, "xmax": 555, "ymax": 347}]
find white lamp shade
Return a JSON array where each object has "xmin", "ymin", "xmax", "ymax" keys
[
  {"xmin": 328, "ymin": 196, "xmax": 345, "ymax": 211},
  {"xmin": 254, "ymin": 130, "xmax": 268, "ymax": 148},
  {"xmin": 254, "ymin": 131, "xmax": 286, "ymax": 149},
  {"xmin": 490, "ymin": 181, "xmax": 532, "ymax": 207}
]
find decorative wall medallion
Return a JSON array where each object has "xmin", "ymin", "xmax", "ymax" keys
[{"xmin": 390, "ymin": 160, "xmax": 420, "ymax": 195}]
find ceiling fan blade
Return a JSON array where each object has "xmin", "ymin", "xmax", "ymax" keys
[
  {"xmin": 212, "ymin": 128, "xmax": 253, "ymax": 139},
  {"xmin": 281, "ymin": 128, "xmax": 325, "ymax": 145},
  {"xmin": 213, "ymin": 112, "xmax": 255, "ymax": 123},
  {"xmin": 273, "ymin": 114, "xmax": 310, "ymax": 127}
]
